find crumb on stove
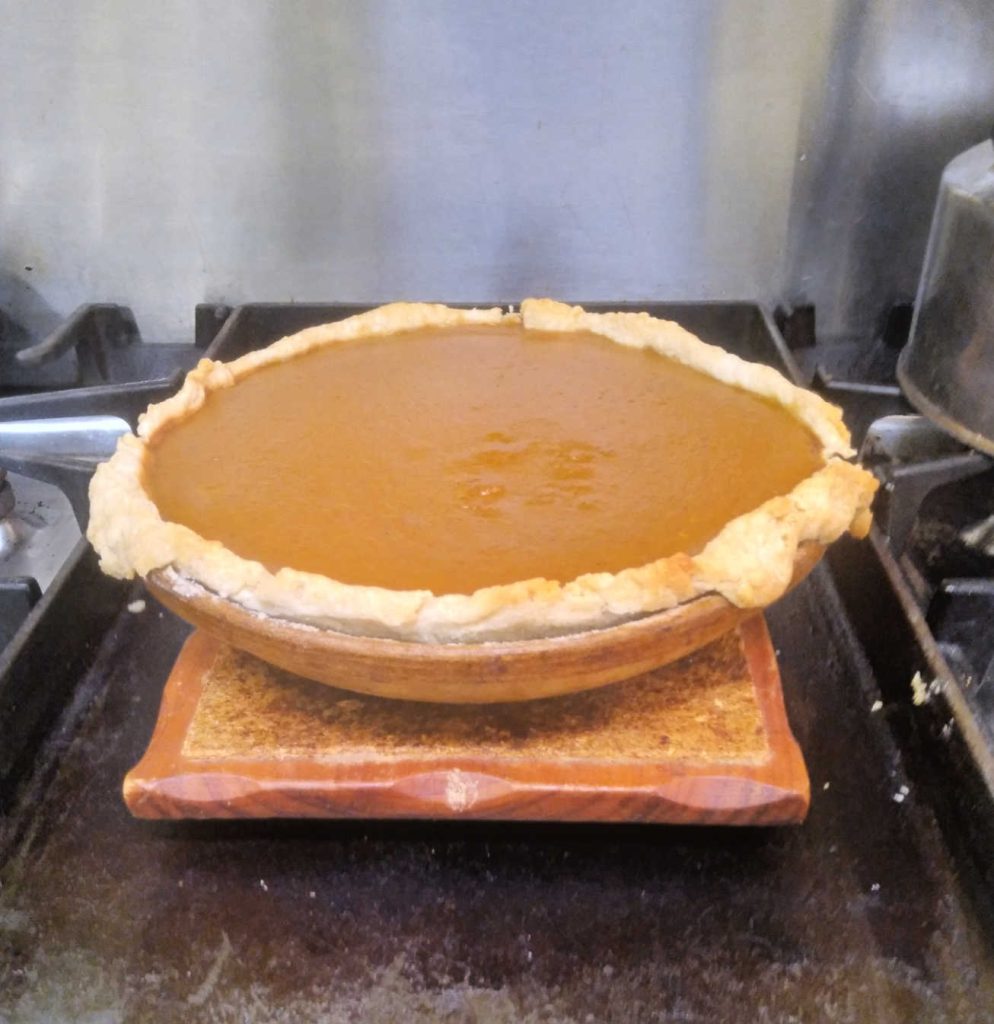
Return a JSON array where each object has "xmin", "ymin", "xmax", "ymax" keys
[
  {"xmin": 893, "ymin": 792, "xmax": 906, "ymax": 803},
  {"xmin": 127, "ymin": 599, "xmax": 146, "ymax": 614},
  {"xmin": 871, "ymin": 699, "xmax": 883, "ymax": 713},
  {"xmin": 823, "ymin": 781, "xmax": 831, "ymax": 790},
  {"xmin": 871, "ymin": 883, "xmax": 880, "ymax": 892},
  {"xmin": 910, "ymin": 671, "xmax": 929, "ymax": 706},
  {"xmin": 259, "ymin": 879, "xmax": 268, "ymax": 892}
]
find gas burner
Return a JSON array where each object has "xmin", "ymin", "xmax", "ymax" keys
[
  {"xmin": 0, "ymin": 303, "xmax": 225, "ymax": 803},
  {"xmin": 0, "ymin": 300, "xmax": 227, "ymax": 544},
  {"xmin": 861, "ymin": 414, "xmax": 992, "ymax": 558}
]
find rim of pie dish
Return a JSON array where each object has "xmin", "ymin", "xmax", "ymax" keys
[{"xmin": 86, "ymin": 299, "xmax": 879, "ymax": 643}]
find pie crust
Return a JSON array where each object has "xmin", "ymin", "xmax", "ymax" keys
[{"xmin": 87, "ymin": 300, "xmax": 878, "ymax": 642}]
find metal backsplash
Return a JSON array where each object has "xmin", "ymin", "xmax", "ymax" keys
[{"xmin": 1, "ymin": 0, "xmax": 992, "ymax": 345}]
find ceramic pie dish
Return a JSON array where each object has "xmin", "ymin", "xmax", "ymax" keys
[{"xmin": 88, "ymin": 299, "xmax": 877, "ymax": 702}]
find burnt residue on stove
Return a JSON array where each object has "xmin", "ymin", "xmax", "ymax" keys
[{"xmin": 908, "ymin": 467, "xmax": 994, "ymax": 581}]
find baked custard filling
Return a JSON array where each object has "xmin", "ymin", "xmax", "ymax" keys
[{"xmin": 143, "ymin": 324, "xmax": 822, "ymax": 596}]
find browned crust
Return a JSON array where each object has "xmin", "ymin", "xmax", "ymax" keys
[{"xmin": 87, "ymin": 300, "xmax": 877, "ymax": 642}]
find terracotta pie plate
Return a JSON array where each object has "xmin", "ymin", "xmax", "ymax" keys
[{"xmin": 145, "ymin": 542, "xmax": 822, "ymax": 704}]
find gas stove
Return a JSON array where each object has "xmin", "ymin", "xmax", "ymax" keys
[
  {"xmin": 792, "ymin": 310, "xmax": 994, "ymax": 897},
  {"xmin": 2, "ymin": 301, "xmax": 994, "ymax": 1021}
]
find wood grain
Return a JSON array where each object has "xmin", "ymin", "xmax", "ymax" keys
[
  {"xmin": 123, "ymin": 615, "xmax": 810, "ymax": 825},
  {"xmin": 145, "ymin": 542, "xmax": 822, "ymax": 704}
]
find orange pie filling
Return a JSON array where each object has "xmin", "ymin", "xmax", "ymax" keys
[
  {"xmin": 88, "ymin": 301, "xmax": 879, "ymax": 641},
  {"xmin": 142, "ymin": 324, "xmax": 824, "ymax": 596}
]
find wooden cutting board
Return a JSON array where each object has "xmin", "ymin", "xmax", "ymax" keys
[{"xmin": 123, "ymin": 615, "xmax": 809, "ymax": 824}]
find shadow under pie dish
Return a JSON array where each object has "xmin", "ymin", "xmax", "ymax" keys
[{"xmin": 87, "ymin": 299, "xmax": 877, "ymax": 702}]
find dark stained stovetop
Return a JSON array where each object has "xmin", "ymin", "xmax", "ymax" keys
[
  {"xmin": 2, "ymin": 568, "xmax": 992, "ymax": 1022},
  {"xmin": 1, "ymin": 303, "xmax": 993, "ymax": 1022}
]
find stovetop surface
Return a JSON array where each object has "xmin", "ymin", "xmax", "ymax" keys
[
  {"xmin": 1, "ymin": 302, "xmax": 993, "ymax": 1021},
  {"xmin": 2, "ymin": 571, "xmax": 992, "ymax": 1023}
]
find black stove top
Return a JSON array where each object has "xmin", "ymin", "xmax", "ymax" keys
[{"xmin": 1, "ymin": 302, "xmax": 993, "ymax": 1022}]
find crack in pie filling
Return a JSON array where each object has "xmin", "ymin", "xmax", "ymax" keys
[{"xmin": 88, "ymin": 300, "xmax": 878, "ymax": 642}]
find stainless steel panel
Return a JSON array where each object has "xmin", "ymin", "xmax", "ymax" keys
[
  {"xmin": 0, "ymin": 0, "xmax": 828, "ymax": 342},
  {"xmin": 785, "ymin": 0, "xmax": 994, "ymax": 342},
  {"xmin": 1, "ymin": 0, "xmax": 993, "ymax": 346}
]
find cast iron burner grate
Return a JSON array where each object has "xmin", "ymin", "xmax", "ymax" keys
[{"xmin": 794, "ymin": 308, "xmax": 994, "ymax": 895}]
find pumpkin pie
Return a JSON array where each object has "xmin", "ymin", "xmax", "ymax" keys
[{"xmin": 87, "ymin": 300, "xmax": 877, "ymax": 642}]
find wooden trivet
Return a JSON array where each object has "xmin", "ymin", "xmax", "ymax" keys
[{"xmin": 124, "ymin": 615, "xmax": 809, "ymax": 824}]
